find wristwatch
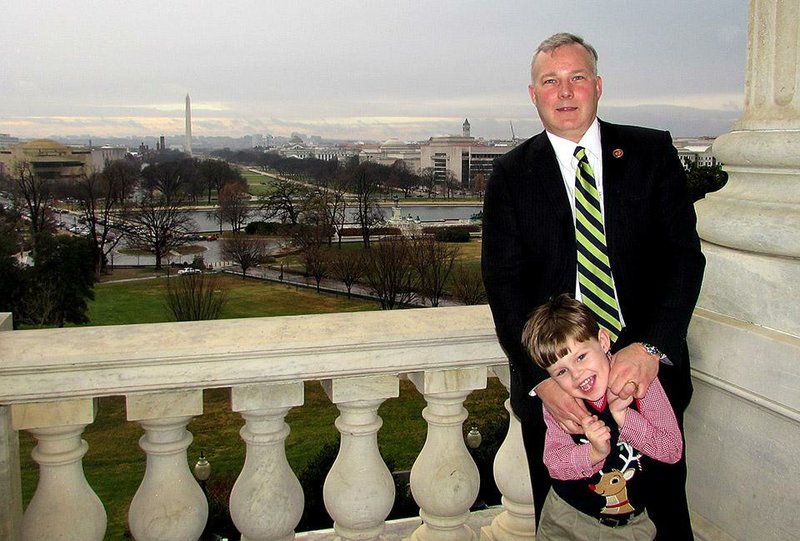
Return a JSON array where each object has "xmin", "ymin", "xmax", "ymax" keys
[{"xmin": 640, "ymin": 342, "xmax": 667, "ymax": 361}]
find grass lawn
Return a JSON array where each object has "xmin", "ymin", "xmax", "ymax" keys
[
  {"xmin": 456, "ymin": 238, "xmax": 482, "ymax": 274},
  {"xmin": 281, "ymin": 238, "xmax": 483, "ymax": 279},
  {"xmin": 241, "ymin": 169, "xmax": 278, "ymax": 197},
  {"xmin": 20, "ymin": 265, "xmax": 506, "ymax": 538},
  {"xmin": 86, "ymin": 273, "xmax": 378, "ymax": 325}
]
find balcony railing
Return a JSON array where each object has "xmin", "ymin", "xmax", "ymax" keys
[{"xmin": 0, "ymin": 306, "xmax": 536, "ymax": 541}]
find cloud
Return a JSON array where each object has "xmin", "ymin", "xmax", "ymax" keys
[{"xmin": 0, "ymin": 100, "xmax": 742, "ymax": 142}]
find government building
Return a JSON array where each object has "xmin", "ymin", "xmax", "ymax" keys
[{"xmin": 0, "ymin": 139, "xmax": 127, "ymax": 180}]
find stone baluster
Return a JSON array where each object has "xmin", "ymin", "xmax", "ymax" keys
[
  {"xmin": 480, "ymin": 365, "xmax": 535, "ymax": 541},
  {"xmin": 406, "ymin": 367, "xmax": 487, "ymax": 541},
  {"xmin": 229, "ymin": 382, "xmax": 304, "ymax": 541},
  {"xmin": 126, "ymin": 390, "xmax": 207, "ymax": 541},
  {"xmin": 0, "ymin": 313, "xmax": 23, "ymax": 541},
  {"xmin": 321, "ymin": 375, "xmax": 399, "ymax": 541},
  {"xmin": 0, "ymin": 405, "xmax": 22, "ymax": 541},
  {"xmin": 12, "ymin": 398, "xmax": 106, "ymax": 541}
]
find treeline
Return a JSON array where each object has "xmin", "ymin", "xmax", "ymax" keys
[{"xmin": 212, "ymin": 148, "xmax": 476, "ymax": 199}]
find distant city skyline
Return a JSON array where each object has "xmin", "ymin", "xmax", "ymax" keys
[{"xmin": 1, "ymin": 1, "xmax": 749, "ymax": 141}]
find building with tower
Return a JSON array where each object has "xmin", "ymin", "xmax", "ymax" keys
[{"xmin": 418, "ymin": 119, "xmax": 512, "ymax": 189}]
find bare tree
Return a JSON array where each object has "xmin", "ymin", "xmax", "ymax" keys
[
  {"xmin": 1, "ymin": 161, "xmax": 56, "ymax": 249},
  {"xmin": 141, "ymin": 158, "xmax": 196, "ymax": 203},
  {"xmin": 328, "ymin": 249, "xmax": 367, "ymax": 298},
  {"xmin": 216, "ymin": 182, "xmax": 252, "ymax": 233},
  {"xmin": 419, "ymin": 167, "xmax": 438, "ymax": 198},
  {"xmin": 387, "ymin": 160, "xmax": 417, "ymax": 198},
  {"xmin": 123, "ymin": 192, "xmax": 196, "ymax": 270},
  {"xmin": 165, "ymin": 273, "xmax": 228, "ymax": 321},
  {"xmin": 471, "ymin": 173, "xmax": 487, "ymax": 199},
  {"xmin": 72, "ymin": 160, "xmax": 139, "ymax": 275},
  {"xmin": 220, "ymin": 233, "xmax": 269, "ymax": 278},
  {"xmin": 443, "ymin": 170, "xmax": 460, "ymax": 199},
  {"xmin": 450, "ymin": 263, "xmax": 487, "ymax": 305},
  {"xmin": 19, "ymin": 278, "xmax": 60, "ymax": 328},
  {"xmin": 259, "ymin": 177, "xmax": 309, "ymax": 225},
  {"xmin": 311, "ymin": 176, "xmax": 349, "ymax": 248},
  {"xmin": 364, "ymin": 237, "xmax": 417, "ymax": 309},
  {"xmin": 302, "ymin": 244, "xmax": 329, "ymax": 292},
  {"xmin": 349, "ymin": 162, "xmax": 383, "ymax": 248},
  {"xmin": 408, "ymin": 236, "xmax": 460, "ymax": 307},
  {"xmin": 199, "ymin": 159, "xmax": 244, "ymax": 204}
]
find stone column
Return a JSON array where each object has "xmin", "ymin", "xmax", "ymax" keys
[
  {"xmin": 126, "ymin": 390, "xmax": 207, "ymax": 541},
  {"xmin": 405, "ymin": 367, "xmax": 487, "ymax": 541},
  {"xmin": 690, "ymin": 2, "xmax": 800, "ymax": 540},
  {"xmin": 322, "ymin": 375, "xmax": 399, "ymax": 541},
  {"xmin": 698, "ymin": 0, "xmax": 800, "ymax": 329},
  {"xmin": 480, "ymin": 366, "xmax": 535, "ymax": 541},
  {"xmin": 12, "ymin": 399, "xmax": 106, "ymax": 541}
]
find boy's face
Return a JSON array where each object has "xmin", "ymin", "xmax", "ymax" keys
[{"xmin": 545, "ymin": 329, "xmax": 611, "ymax": 402}]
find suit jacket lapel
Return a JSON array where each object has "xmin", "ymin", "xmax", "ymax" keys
[
  {"xmin": 524, "ymin": 131, "xmax": 576, "ymax": 284},
  {"xmin": 526, "ymin": 132, "xmax": 571, "ymax": 219},
  {"xmin": 599, "ymin": 120, "xmax": 627, "ymax": 252}
]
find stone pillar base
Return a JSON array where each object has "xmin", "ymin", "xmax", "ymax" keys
[{"xmin": 686, "ymin": 238, "xmax": 800, "ymax": 541}]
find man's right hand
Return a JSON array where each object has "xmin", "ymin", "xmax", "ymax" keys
[{"xmin": 536, "ymin": 378, "xmax": 589, "ymax": 434}]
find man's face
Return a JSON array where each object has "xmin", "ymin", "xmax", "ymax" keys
[
  {"xmin": 529, "ymin": 43, "xmax": 602, "ymax": 143},
  {"xmin": 545, "ymin": 330, "xmax": 611, "ymax": 403}
]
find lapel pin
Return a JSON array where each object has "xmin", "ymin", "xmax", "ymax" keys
[{"xmin": 612, "ymin": 148, "xmax": 624, "ymax": 158}]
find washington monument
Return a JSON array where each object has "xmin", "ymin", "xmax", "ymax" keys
[{"xmin": 185, "ymin": 93, "xmax": 192, "ymax": 156}]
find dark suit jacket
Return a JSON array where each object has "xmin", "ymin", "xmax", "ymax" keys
[{"xmin": 481, "ymin": 120, "xmax": 705, "ymax": 423}]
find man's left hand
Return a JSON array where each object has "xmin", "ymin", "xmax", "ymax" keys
[{"xmin": 609, "ymin": 343, "xmax": 660, "ymax": 400}]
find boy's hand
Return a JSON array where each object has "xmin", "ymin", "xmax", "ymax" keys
[
  {"xmin": 581, "ymin": 415, "xmax": 611, "ymax": 465},
  {"xmin": 607, "ymin": 390, "xmax": 633, "ymax": 427}
]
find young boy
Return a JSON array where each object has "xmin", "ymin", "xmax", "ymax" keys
[{"xmin": 521, "ymin": 294, "xmax": 683, "ymax": 540}]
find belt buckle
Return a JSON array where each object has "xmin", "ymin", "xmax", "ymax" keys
[{"xmin": 598, "ymin": 516, "xmax": 628, "ymax": 528}]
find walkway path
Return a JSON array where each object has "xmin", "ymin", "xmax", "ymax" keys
[
  {"xmin": 102, "ymin": 264, "xmax": 462, "ymax": 307},
  {"xmin": 229, "ymin": 264, "xmax": 461, "ymax": 308}
]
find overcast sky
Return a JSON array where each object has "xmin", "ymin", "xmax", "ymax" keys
[{"xmin": 0, "ymin": 1, "xmax": 749, "ymax": 142}]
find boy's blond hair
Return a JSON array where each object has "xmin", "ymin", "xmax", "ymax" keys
[{"xmin": 521, "ymin": 294, "xmax": 600, "ymax": 369}]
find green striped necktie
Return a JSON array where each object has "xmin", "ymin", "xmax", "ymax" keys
[{"xmin": 574, "ymin": 146, "xmax": 622, "ymax": 342}]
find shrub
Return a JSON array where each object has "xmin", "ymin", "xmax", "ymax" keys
[
  {"xmin": 422, "ymin": 224, "xmax": 480, "ymax": 235},
  {"xmin": 165, "ymin": 272, "xmax": 228, "ymax": 321},
  {"xmin": 433, "ymin": 227, "xmax": 471, "ymax": 243},
  {"xmin": 338, "ymin": 227, "xmax": 402, "ymax": 237},
  {"xmin": 245, "ymin": 221, "xmax": 279, "ymax": 235},
  {"xmin": 451, "ymin": 264, "xmax": 487, "ymax": 305}
]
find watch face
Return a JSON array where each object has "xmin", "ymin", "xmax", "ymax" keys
[{"xmin": 642, "ymin": 343, "xmax": 661, "ymax": 357}]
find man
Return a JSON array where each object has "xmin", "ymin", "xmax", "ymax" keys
[{"xmin": 481, "ymin": 32, "xmax": 705, "ymax": 540}]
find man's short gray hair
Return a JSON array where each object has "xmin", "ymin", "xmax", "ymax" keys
[{"xmin": 531, "ymin": 32, "xmax": 599, "ymax": 80}]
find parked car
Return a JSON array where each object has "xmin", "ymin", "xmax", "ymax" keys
[{"xmin": 177, "ymin": 267, "xmax": 201, "ymax": 275}]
